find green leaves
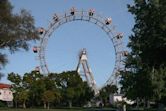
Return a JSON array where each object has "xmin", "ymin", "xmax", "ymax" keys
[
  {"xmin": 42, "ymin": 90, "xmax": 56, "ymax": 103},
  {"xmin": 8, "ymin": 72, "xmax": 22, "ymax": 86},
  {"xmin": 151, "ymin": 67, "xmax": 166, "ymax": 101},
  {"xmin": 121, "ymin": 0, "xmax": 166, "ymax": 106},
  {"xmin": 55, "ymin": 71, "xmax": 94, "ymax": 107},
  {"xmin": 0, "ymin": 0, "xmax": 39, "ymax": 78},
  {"xmin": 7, "ymin": 70, "xmax": 94, "ymax": 108}
]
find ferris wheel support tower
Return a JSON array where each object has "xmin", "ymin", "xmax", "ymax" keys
[{"xmin": 76, "ymin": 48, "xmax": 99, "ymax": 95}]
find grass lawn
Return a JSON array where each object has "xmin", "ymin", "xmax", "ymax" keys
[
  {"xmin": 1, "ymin": 108, "xmax": 165, "ymax": 111},
  {"xmin": 0, "ymin": 107, "xmax": 115, "ymax": 111},
  {"xmin": 0, "ymin": 108, "xmax": 83, "ymax": 111},
  {"xmin": 2, "ymin": 108, "xmax": 164, "ymax": 111}
]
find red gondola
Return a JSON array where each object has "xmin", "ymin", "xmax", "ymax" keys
[
  {"xmin": 33, "ymin": 46, "xmax": 38, "ymax": 53},
  {"xmin": 89, "ymin": 9, "xmax": 95, "ymax": 16},
  {"xmin": 116, "ymin": 33, "xmax": 123, "ymax": 39},
  {"xmin": 38, "ymin": 27, "xmax": 45, "ymax": 35},
  {"xmin": 70, "ymin": 7, "xmax": 75, "ymax": 15},
  {"xmin": 35, "ymin": 66, "xmax": 40, "ymax": 72},
  {"xmin": 105, "ymin": 17, "xmax": 112, "ymax": 25},
  {"xmin": 123, "ymin": 51, "xmax": 128, "ymax": 56}
]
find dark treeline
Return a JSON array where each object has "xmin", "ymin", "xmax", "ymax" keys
[
  {"xmin": 120, "ymin": 0, "xmax": 166, "ymax": 108},
  {"xmin": 8, "ymin": 71, "xmax": 94, "ymax": 109}
]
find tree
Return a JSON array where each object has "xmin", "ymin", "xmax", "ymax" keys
[
  {"xmin": 42, "ymin": 90, "xmax": 55, "ymax": 109},
  {"xmin": 8, "ymin": 71, "xmax": 95, "ymax": 108},
  {"xmin": 77, "ymin": 81, "xmax": 94, "ymax": 106},
  {"xmin": 8, "ymin": 72, "xmax": 31, "ymax": 108},
  {"xmin": 55, "ymin": 71, "xmax": 94, "ymax": 107},
  {"xmin": 8, "ymin": 71, "xmax": 45, "ymax": 108},
  {"xmin": 120, "ymin": 0, "xmax": 166, "ymax": 107},
  {"xmin": 8, "ymin": 71, "xmax": 62, "ymax": 108},
  {"xmin": 23, "ymin": 71, "xmax": 45, "ymax": 107},
  {"xmin": 151, "ymin": 66, "xmax": 166, "ymax": 103},
  {"xmin": 0, "ymin": 0, "xmax": 39, "ymax": 77},
  {"xmin": 127, "ymin": 0, "xmax": 166, "ymax": 67},
  {"xmin": 59, "ymin": 71, "xmax": 83, "ymax": 108},
  {"xmin": 8, "ymin": 72, "xmax": 22, "ymax": 108},
  {"xmin": 42, "ymin": 74, "xmax": 61, "ymax": 109},
  {"xmin": 18, "ymin": 90, "xmax": 29, "ymax": 109},
  {"xmin": 99, "ymin": 84, "xmax": 118, "ymax": 106}
]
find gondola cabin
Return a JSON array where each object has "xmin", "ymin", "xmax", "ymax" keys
[
  {"xmin": 38, "ymin": 27, "xmax": 45, "ymax": 35},
  {"xmin": 35, "ymin": 66, "xmax": 40, "ymax": 73},
  {"xmin": 33, "ymin": 46, "xmax": 38, "ymax": 53},
  {"xmin": 123, "ymin": 51, "xmax": 128, "ymax": 56},
  {"xmin": 89, "ymin": 9, "xmax": 95, "ymax": 16},
  {"xmin": 70, "ymin": 7, "xmax": 75, "ymax": 15},
  {"xmin": 105, "ymin": 17, "xmax": 112, "ymax": 25},
  {"xmin": 116, "ymin": 33, "xmax": 123, "ymax": 39}
]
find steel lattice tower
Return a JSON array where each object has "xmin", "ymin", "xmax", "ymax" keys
[{"xmin": 76, "ymin": 48, "xmax": 99, "ymax": 95}]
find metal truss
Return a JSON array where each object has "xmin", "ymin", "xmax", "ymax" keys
[
  {"xmin": 76, "ymin": 48, "xmax": 99, "ymax": 95},
  {"xmin": 36, "ymin": 8, "xmax": 126, "ymax": 87}
]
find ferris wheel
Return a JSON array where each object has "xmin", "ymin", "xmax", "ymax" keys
[{"xmin": 33, "ymin": 7, "xmax": 127, "ymax": 86}]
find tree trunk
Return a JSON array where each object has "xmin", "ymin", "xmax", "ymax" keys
[
  {"xmin": 47, "ymin": 102, "xmax": 50, "ymax": 110},
  {"xmin": 123, "ymin": 104, "xmax": 126, "ymax": 111},
  {"xmin": 32, "ymin": 94, "xmax": 35, "ymax": 107},
  {"xmin": 147, "ymin": 100, "xmax": 150, "ymax": 108},
  {"xmin": 23, "ymin": 101, "xmax": 26, "ymax": 109},
  {"xmin": 136, "ymin": 98, "xmax": 139, "ymax": 108},
  {"xmin": 44, "ymin": 101, "xmax": 46, "ymax": 109},
  {"xmin": 68, "ymin": 100, "xmax": 72, "ymax": 108},
  {"xmin": 143, "ymin": 98, "xmax": 146, "ymax": 108},
  {"xmin": 15, "ymin": 100, "xmax": 18, "ymax": 108}
]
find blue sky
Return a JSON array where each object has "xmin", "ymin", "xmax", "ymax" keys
[{"xmin": 1, "ymin": 0, "xmax": 134, "ymax": 87}]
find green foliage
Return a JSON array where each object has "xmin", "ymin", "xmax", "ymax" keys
[
  {"xmin": 7, "ymin": 70, "xmax": 94, "ymax": 108},
  {"xmin": 42, "ymin": 90, "xmax": 55, "ymax": 103},
  {"xmin": 77, "ymin": 81, "xmax": 94, "ymax": 106},
  {"xmin": 0, "ymin": 101, "xmax": 7, "ymax": 107},
  {"xmin": 98, "ymin": 84, "xmax": 118, "ymax": 106},
  {"xmin": 8, "ymin": 72, "xmax": 22, "ymax": 86},
  {"xmin": 23, "ymin": 71, "xmax": 45, "ymax": 106},
  {"xmin": 151, "ymin": 67, "xmax": 166, "ymax": 101},
  {"xmin": 18, "ymin": 90, "xmax": 29, "ymax": 108},
  {"xmin": 55, "ymin": 71, "xmax": 94, "ymax": 107},
  {"xmin": 18, "ymin": 90, "xmax": 29, "ymax": 102},
  {"xmin": 127, "ymin": 0, "xmax": 166, "ymax": 67},
  {"xmin": 8, "ymin": 72, "xmax": 25, "ymax": 108},
  {"xmin": 120, "ymin": 0, "xmax": 166, "ymax": 107},
  {"xmin": 0, "ymin": 0, "xmax": 39, "ymax": 78}
]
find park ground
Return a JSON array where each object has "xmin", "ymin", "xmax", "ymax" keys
[
  {"xmin": 0, "ymin": 108, "xmax": 166, "ymax": 111},
  {"xmin": 0, "ymin": 107, "xmax": 117, "ymax": 111}
]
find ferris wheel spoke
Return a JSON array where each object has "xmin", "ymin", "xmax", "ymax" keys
[{"xmin": 35, "ymin": 8, "xmax": 127, "ymax": 89}]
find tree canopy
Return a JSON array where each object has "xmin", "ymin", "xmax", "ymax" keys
[
  {"xmin": 8, "ymin": 71, "xmax": 94, "ymax": 108},
  {"xmin": 0, "ymin": 0, "xmax": 39, "ymax": 77},
  {"xmin": 120, "ymin": 0, "xmax": 166, "ymax": 107}
]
